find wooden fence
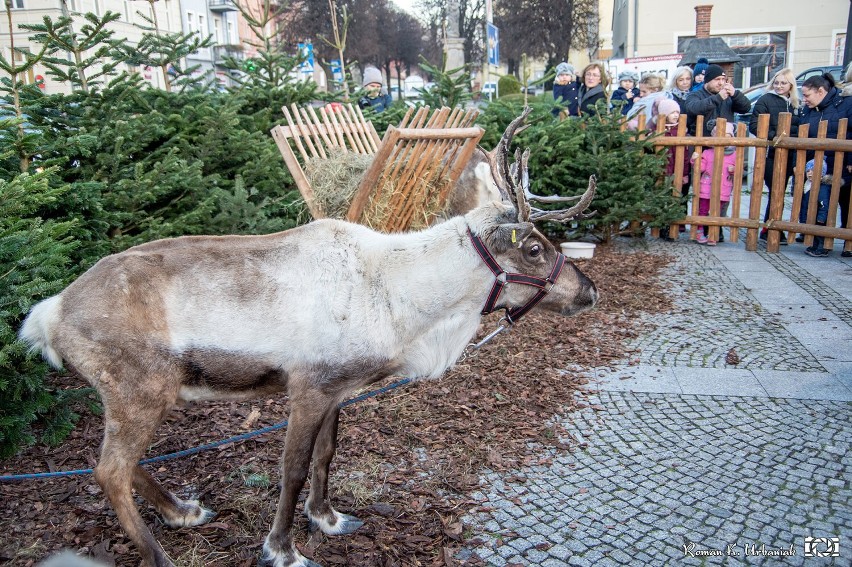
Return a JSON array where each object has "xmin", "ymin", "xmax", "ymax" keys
[{"xmin": 630, "ymin": 112, "xmax": 851, "ymax": 254}]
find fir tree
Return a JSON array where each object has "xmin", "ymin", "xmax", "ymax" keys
[{"xmin": 20, "ymin": 10, "xmax": 122, "ymax": 93}]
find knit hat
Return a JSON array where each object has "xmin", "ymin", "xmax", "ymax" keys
[
  {"xmin": 703, "ymin": 64, "xmax": 725, "ymax": 83},
  {"xmin": 654, "ymin": 98, "xmax": 680, "ymax": 118},
  {"xmin": 362, "ymin": 66, "xmax": 383, "ymax": 87},
  {"xmin": 618, "ymin": 70, "xmax": 639, "ymax": 83},
  {"xmin": 805, "ymin": 159, "xmax": 828, "ymax": 175},
  {"xmin": 556, "ymin": 62, "xmax": 575, "ymax": 76},
  {"xmin": 711, "ymin": 121, "xmax": 735, "ymax": 137},
  {"xmin": 693, "ymin": 57, "xmax": 709, "ymax": 77}
]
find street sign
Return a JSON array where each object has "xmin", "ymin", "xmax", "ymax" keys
[
  {"xmin": 330, "ymin": 59, "xmax": 343, "ymax": 82},
  {"xmin": 297, "ymin": 42, "xmax": 314, "ymax": 78},
  {"xmin": 487, "ymin": 23, "xmax": 499, "ymax": 66}
]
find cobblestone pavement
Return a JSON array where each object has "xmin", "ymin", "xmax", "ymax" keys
[{"xmin": 460, "ymin": 238, "xmax": 852, "ymax": 566}]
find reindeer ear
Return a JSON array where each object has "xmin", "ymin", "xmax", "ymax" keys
[{"xmin": 492, "ymin": 222, "xmax": 534, "ymax": 252}]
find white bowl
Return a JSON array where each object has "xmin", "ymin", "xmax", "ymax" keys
[{"xmin": 560, "ymin": 241, "xmax": 596, "ymax": 259}]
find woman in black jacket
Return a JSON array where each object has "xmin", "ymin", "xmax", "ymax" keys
[
  {"xmin": 748, "ymin": 68, "xmax": 801, "ymax": 243},
  {"xmin": 577, "ymin": 62, "xmax": 610, "ymax": 116}
]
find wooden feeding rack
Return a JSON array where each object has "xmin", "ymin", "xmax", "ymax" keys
[{"xmin": 271, "ymin": 103, "xmax": 484, "ymax": 232}]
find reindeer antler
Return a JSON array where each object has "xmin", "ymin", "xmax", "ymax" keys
[{"xmin": 490, "ymin": 107, "xmax": 596, "ymax": 223}]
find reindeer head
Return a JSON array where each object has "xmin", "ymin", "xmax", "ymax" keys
[{"xmin": 467, "ymin": 107, "xmax": 597, "ymax": 322}]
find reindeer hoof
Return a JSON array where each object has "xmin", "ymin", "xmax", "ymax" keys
[
  {"xmin": 164, "ymin": 499, "xmax": 216, "ymax": 528},
  {"xmin": 259, "ymin": 546, "xmax": 322, "ymax": 567},
  {"xmin": 310, "ymin": 512, "xmax": 363, "ymax": 536}
]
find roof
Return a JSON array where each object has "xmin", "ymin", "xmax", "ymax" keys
[{"xmin": 678, "ymin": 37, "xmax": 744, "ymax": 66}]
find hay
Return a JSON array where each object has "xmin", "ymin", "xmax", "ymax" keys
[
  {"xmin": 305, "ymin": 149, "xmax": 374, "ymax": 219},
  {"xmin": 303, "ymin": 149, "xmax": 451, "ymax": 232}
]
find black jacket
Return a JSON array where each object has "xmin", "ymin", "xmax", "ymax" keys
[
  {"xmin": 578, "ymin": 84, "xmax": 606, "ymax": 116},
  {"xmin": 800, "ymin": 87, "xmax": 852, "ymax": 181},
  {"xmin": 685, "ymin": 86, "xmax": 751, "ymax": 136},
  {"xmin": 748, "ymin": 91, "xmax": 801, "ymax": 157}
]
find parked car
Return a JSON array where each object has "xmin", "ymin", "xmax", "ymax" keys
[{"xmin": 795, "ymin": 65, "xmax": 844, "ymax": 83}]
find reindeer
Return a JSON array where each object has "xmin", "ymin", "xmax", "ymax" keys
[{"xmin": 19, "ymin": 108, "xmax": 597, "ymax": 567}]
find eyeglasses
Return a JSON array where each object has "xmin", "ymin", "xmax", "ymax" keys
[{"xmin": 585, "ymin": 72, "xmax": 601, "ymax": 78}]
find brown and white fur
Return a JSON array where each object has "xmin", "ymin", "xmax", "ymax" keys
[{"xmin": 20, "ymin": 110, "xmax": 597, "ymax": 567}]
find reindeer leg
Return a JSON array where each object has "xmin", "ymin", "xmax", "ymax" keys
[
  {"xmin": 304, "ymin": 406, "xmax": 363, "ymax": 535},
  {"xmin": 132, "ymin": 466, "xmax": 215, "ymax": 528},
  {"xmin": 260, "ymin": 393, "xmax": 330, "ymax": 567},
  {"xmin": 94, "ymin": 395, "xmax": 175, "ymax": 567}
]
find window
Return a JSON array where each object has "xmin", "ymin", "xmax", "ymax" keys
[
  {"xmin": 10, "ymin": 0, "xmax": 25, "ymax": 8},
  {"xmin": 13, "ymin": 48, "xmax": 35, "ymax": 84},
  {"xmin": 213, "ymin": 18, "xmax": 222, "ymax": 45},
  {"xmin": 749, "ymin": 34, "xmax": 769, "ymax": 46}
]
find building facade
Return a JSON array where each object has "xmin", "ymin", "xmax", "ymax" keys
[
  {"xmin": 612, "ymin": 0, "xmax": 847, "ymax": 89},
  {"xmin": 0, "ymin": 0, "xmax": 248, "ymax": 94}
]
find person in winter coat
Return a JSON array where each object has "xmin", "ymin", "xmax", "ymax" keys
[
  {"xmin": 611, "ymin": 70, "xmax": 639, "ymax": 115},
  {"xmin": 552, "ymin": 62, "xmax": 579, "ymax": 118},
  {"xmin": 626, "ymin": 74, "xmax": 670, "ymax": 129},
  {"xmin": 797, "ymin": 72, "xmax": 852, "ymax": 257},
  {"xmin": 577, "ymin": 62, "xmax": 610, "ymax": 116},
  {"xmin": 749, "ymin": 68, "xmax": 801, "ymax": 244},
  {"xmin": 685, "ymin": 64, "xmax": 751, "ymax": 137},
  {"xmin": 668, "ymin": 66, "xmax": 694, "ymax": 114},
  {"xmin": 358, "ymin": 66, "xmax": 393, "ymax": 113},
  {"xmin": 692, "ymin": 121, "xmax": 737, "ymax": 245},
  {"xmin": 691, "ymin": 57, "xmax": 709, "ymax": 92},
  {"xmin": 649, "ymin": 98, "xmax": 691, "ymax": 186}
]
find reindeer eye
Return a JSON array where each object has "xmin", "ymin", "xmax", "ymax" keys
[{"xmin": 528, "ymin": 244, "xmax": 542, "ymax": 257}]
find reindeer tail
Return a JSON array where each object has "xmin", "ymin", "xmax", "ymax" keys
[{"xmin": 19, "ymin": 295, "xmax": 64, "ymax": 369}]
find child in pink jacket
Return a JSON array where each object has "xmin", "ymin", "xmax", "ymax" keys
[{"xmin": 691, "ymin": 122, "xmax": 736, "ymax": 245}]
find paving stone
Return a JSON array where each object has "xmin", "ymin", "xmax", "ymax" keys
[{"xmin": 459, "ymin": 240, "xmax": 852, "ymax": 565}]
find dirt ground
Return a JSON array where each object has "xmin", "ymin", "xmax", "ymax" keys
[{"xmin": 0, "ymin": 243, "xmax": 672, "ymax": 567}]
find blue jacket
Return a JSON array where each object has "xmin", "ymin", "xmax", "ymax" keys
[
  {"xmin": 358, "ymin": 92, "xmax": 393, "ymax": 113},
  {"xmin": 552, "ymin": 81, "xmax": 579, "ymax": 117},
  {"xmin": 800, "ymin": 87, "xmax": 852, "ymax": 181}
]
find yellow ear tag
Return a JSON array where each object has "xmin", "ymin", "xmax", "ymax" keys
[{"xmin": 511, "ymin": 229, "xmax": 517, "ymax": 244}]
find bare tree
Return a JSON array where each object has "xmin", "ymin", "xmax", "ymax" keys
[
  {"xmin": 494, "ymin": 0, "xmax": 599, "ymax": 76},
  {"xmin": 416, "ymin": 0, "xmax": 485, "ymax": 76}
]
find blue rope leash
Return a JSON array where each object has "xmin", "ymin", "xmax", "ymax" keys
[{"xmin": 0, "ymin": 378, "xmax": 412, "ymax": 483}]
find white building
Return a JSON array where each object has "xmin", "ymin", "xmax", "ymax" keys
[
  {"xmin": 0, "ymin": 0, "xmax": 242, "ymax": 94},
  {"xmin": 611, "ymin": 1, "xmax": 847, "ymax": 89}
]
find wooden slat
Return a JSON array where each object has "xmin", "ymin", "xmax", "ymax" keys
[
  {"xmin": 293, "ymin": 104, "xmax": 326, "ymax": 160},
  {"xmin": 728, "ymin": 122, "xmax": 748, "ymax": 244},
  {"xmin": 766, "ymin": 114, "xmax": 792, "ymax": 252},
  {"xmin": 803, "ymin": 120, "xmax": 828, "ymax": 248},
  {"xmin": 281, "ymin": 105, "xmax": 312, "ymax": 163},
  {"xmin": 270, "ymin": 126, "xmax": 324, "ymax": 219},
  {"xmin": 823, "ymin": 118, "xmax": 847, "ymax": 250},
  {"xmin": 746, "ymin": 113, "xmax": 770, "ymax": 250},
  {"xmin": 788, "ymin": 125, "xmax": 810, "ymax": 245}
]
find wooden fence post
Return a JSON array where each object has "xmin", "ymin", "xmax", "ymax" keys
[{"xmin": 766, "ymin": 113, "xmax": 793, "ymax": 252}]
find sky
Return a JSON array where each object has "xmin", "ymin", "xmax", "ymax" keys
[{"xmin": 391, "ymin": 0, "xmax": 419, "ymax": 17}]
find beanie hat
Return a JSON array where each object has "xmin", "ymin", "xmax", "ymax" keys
[
  {"xmin": 711, "ymin": 121, "xmax": 735, "ymax": 137},
  {"xmin": 362, "ymin": 66, "xmax": 383, "ymax": 87},
  {"xmin": 618, "ymin": 70, "xmax": 639, "ymax": 83},
  {"xmin": 805, "ymin": 159, "xmax": 828, "ymax": 175},
  {"xmin": 654, "ymin": 98, "xmax": 680, "ymax": 118},
  {"xmin": 693, "ymin": 57, "xmax": 709, "ymax": 77},
  {"xmin": 703, "ymin": 64, "xmax": 725, "ymax": 83},
  {"xmin": 556, "ymin": 62, "xmax": 575, "ymax": 76}
]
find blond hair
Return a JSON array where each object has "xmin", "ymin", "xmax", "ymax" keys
[
  {"xmin": 766, "ymin": 68, "xmax": 800, "ymax": 109},
  {"xmin": 639, "ymin": 74, "xmax": 665, "ymax": 93}
]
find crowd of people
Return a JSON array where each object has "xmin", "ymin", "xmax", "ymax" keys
[{"xmin": 549, "ymin": 58, "xmax": 852, "ymax": 257}]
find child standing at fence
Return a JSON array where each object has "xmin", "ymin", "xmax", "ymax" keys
[
  {"xmin": 692, "ymin": 122, "xmax": 737, "ymax": 245},
  {"xmin": 797, "ymin": 158, "xmax": 830, "ymax": 252},
  {"xmin": 650, "ymin": 98, "xmax": 690, "ymax": 186}
]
